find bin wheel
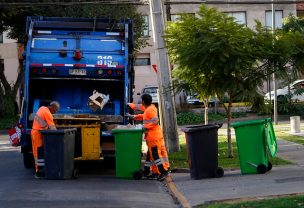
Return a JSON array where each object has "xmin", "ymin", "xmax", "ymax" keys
[
  {"xmin": 72, "ymin": 169, "xmax": 79, "ymax": 179},
  {"xmin": 214, "ymin": 167, "xmax": 224, "ymax": 178},
  {"xmin": 133, "ymin": 170, "xmax": 143, "ymax": 180},
  {"xmin": 257, "ymin": 164, "xmax": 267, "ymax": 174},
  {"xmin": 267, "ymin": 162, "xmax": 272, "ymax": 171}
]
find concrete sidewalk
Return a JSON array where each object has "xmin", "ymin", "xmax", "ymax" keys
[{"xmin": 168, "ymin": 137, "xmax": 304, "ymax": 207}]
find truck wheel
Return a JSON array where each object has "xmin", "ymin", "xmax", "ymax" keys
[
  {"xmin": 23, "ymin": 152, "xmax": 35, "ymax": 169},
  {"xmin": 257, "ymin": 164, "xmax": 267, "ymax": 174},
  {"xmin": 214, "ymin": 167, "xmax": 224, "ymax": 178},
  {"xmin": 72, "ymin": 169, "xmax": 79, "ymax": 179},
  {"xmin": 267, "ymin": 162, "xmax": 272, "ymax": 171}
]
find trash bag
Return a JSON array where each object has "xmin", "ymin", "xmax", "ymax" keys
[
  {"xmin": 8, "ymin": 124, "xmax": 22, "ymax": 146},
  {"xmin": 88, "ymin": 90, "xmax": 110, "ymax": 112}
]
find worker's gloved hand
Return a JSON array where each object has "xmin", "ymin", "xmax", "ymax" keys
[{"xmin": 126, "ymin": 113, "xmax": 135, "ymax": 119}]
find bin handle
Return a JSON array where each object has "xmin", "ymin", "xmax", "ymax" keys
[{"xmin": 215, "ymin": 123, "xmax": 223, "ymax": 129}]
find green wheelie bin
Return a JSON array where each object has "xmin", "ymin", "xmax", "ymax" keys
[
  {"xmin": 231, "ymin": 118, "xmax": 278, "ymax": 174},
  {"xmin": 112, "ymin": 128, "xmax": 144, "ymax": 179}
]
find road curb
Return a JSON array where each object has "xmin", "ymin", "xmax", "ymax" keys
[{"xmin": 163, "ymin": 175, "xmax": 191, "ymax": 208}]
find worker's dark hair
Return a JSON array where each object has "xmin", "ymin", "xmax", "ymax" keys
[{"xmin": 141, "ymin": 94, "xmax": 152, "ymax": 105}]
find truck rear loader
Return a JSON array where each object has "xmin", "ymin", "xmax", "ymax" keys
[{"xmin": 20, "ymin": 16, "xmax": 135, "ymax": 168}]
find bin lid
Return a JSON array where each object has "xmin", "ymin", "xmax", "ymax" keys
[
  {"xmin": 40, "ymin": 128, "xmax": 77, "ymax": 134},
  {"xmin": 181, "ymin": 123, "xmax": 222, "ymax": 133},
  {"xmin": 231, "ymin": 118, "xmax": 271, "ymax": 128},
  {"xmin": 265, "ymin": 121, "xmax": 278, "ymax": 157}
]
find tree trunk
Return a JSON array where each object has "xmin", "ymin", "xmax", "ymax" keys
[
  {"xmin": 0, "ymin": 55, "xmax": 24, "ymax": 117},
  {"xmin": 227, "ymin": 99, "xmax": 234, "ymax": 158}
]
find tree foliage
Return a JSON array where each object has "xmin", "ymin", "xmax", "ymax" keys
[
  {"xmin": 0, "ymin": 3, "xmax": 146, "ymax": 119},
  {"xmin": 0, "ymin": 4, "xmax": 146, "ymax": 49},
  {"xmin": 165, "ymin": 5, "xmax": 304, "ymax": 157}
]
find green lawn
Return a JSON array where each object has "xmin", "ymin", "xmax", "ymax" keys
[
  {"xmin": 197, "ymin": 194, "xmax": 304, "ymax": 208},
  {"xmin": 272, "ymin": 123, "xmax": 304, "ymax": 145},
  {"xmin": 275, "ymin": 131, "xmax": 304, "ymax": 145},
  {"xmin": 169, "ymin": 134, "xmax": 291, "ymax": 170}
]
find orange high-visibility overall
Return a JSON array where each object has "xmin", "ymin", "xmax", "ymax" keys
[
  {"xmin": 134, "ymin": 104, "xmax": 170, "ymax": 175},
  {"xmin": 31, "ymin": 106, "xmax": 56, "ymax": 172}
]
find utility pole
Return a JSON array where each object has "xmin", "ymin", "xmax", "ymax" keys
[
  {"xmin": 149, "ymin": 0, "xmax": 180, "ymax": 152},
  {"xmin": 272, "ymin": 0, "xmax": 278, "ymax": 124}
]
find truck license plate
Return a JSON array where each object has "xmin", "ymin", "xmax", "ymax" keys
[{"xmin": 69, "ymin": 69, "xmax": 87, "ymax": 75}]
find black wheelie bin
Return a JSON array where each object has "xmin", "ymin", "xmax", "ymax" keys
[
  {"xmin": 41, "ymin": 128, "xmax": 78, "ymax": 179},
  {"xmin": 182, "ymin": 123, "xmax": 224, "ymax": 179}
]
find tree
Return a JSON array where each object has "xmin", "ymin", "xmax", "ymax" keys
[
  {"xmin": 0, "ymin": 3, "xmax": 146, "ymax": 118},
  {"xmin": 165, "ymin": 5, "xmax": 304, "ymax": 157}
]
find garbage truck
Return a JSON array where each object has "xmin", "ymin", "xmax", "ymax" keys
[{"xmin": 19, "ymin": 16, "xmax": 135, "ymax": 168}]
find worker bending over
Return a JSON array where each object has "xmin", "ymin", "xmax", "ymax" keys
[
  {"xmin": 128, "ymin": 94, "xmax": 170, "ymax": 181},
  {"xmin": 31, "ymin": 101, "xmax": 60, "ymax": 178}
]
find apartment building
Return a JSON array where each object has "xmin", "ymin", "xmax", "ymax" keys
[
  {"xmin": 0, "ymin": 31, "xmax": 19, "ymax": 85},
  {"xmin": 1, "ymin": 1, "xmax": 298, "ymax": 105},
  {"xmin": 134, "ymin": 1, "xmax": 296, "ymax": 103}
]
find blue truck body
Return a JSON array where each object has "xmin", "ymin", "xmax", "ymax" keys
[{"xmin": 20, "ymin": 16, "xmax": 134, "ymax": 168}]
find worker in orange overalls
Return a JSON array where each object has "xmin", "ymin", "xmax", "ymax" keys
[
  {"xmin": 127, "ymin": 94, "xmax": 170, "ymax": 181},
  {"xmin": 31, "ymin": 101, "xmax": 60, "ymax": 178}
]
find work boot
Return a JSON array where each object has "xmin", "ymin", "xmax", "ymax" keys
[
  {"xmin": 34, "ymin": 171, "xmax": 45, "ymax": 179},
  {"xmin": 143, "ymin": 173, "xmax": 159, "ymax": 180},
  {"xmin": 157, "ymin": 171, "xmax": 169, "ymax": 181}
]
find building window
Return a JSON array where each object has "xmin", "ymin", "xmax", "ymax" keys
[
  {"xmin": 265, "ymin": 10, "xmax": 283, "ymax": 29},
  {"xmin": 226, "ymin": 12, "xmax": 247, "ymax": 26},
  {"xmin": 171, "ymin": 14, "xmax": 181, "ymax": 22},
  {"xmin": 297, "ymin": 10, "xmax": 304, "ymax": 17},
  {"xmin": 0, "ymin": 33, "xmax": 3, "ymax": 43},
  {"xmin": 142, "ymin": 15, "xmax": 149, "ymax": 37},
  {"xmin": 134, "ymin": 58, "xmax": 150, "ymax": 66}
]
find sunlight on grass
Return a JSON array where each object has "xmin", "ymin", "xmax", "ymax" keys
[{"xmin": 275, "ymin": 131, "xmax": 304, "ymax": 145}]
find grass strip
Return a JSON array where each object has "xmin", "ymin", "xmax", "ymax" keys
[
  {"xmin": 197, "ymin": 194, "xmax": 304, "ymax": 208},
  {"xmin": 169, "ymin": 135, "xmax": 291, "ymax": 170}
]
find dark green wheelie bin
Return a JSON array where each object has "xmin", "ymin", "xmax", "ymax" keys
[
  {"xmin": 231, "ymin": 118, "xmax": 278, "ymax": 174},
  {"xmin": 41, "ymin": 128, "xmax": 78, "ymax": 179},
  {"xmin": 112, "ymin": 128, "xmax": 144, "ymax": 180},
  {"xmin": 182, "ymin": 123, "xmax": 224, "ymax": 180}
]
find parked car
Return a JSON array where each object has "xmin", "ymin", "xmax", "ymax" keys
[
  {"xmin": 137, "ymin": 86, "xmax": 159, "ymax": 104},
  {"xmin": 186, "ymin": 93, "xmax": 218, "ymax": 106},
  {"xmin": 264, "ymin": 79, "xmax": 304, "ymax": 103},
  {"xmin": 186, "ymin": 94, "xmax": 204, "ymax": 105}
]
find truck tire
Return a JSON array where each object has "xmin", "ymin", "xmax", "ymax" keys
[
  {"xmin": 72, "ymin": 169, "xmax": 79, "ymax": 179},
  {"xmin": 23, "ymin": 152, "xmax": 35, "ymax": 169}
]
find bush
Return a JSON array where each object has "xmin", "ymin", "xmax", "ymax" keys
[
  {"xmin": 0, "ymin": 116, "xmax": 18, "ymax": 130},
  {"xmin": 0, "ymin": 96, "xmax": 17, "ymax": 118},
  {"xmin": 176, "ymin": 111, "xmax": 247, "ymax": 125}
]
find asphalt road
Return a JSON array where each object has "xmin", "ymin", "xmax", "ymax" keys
[{"xmin": 0, "ymin": 134, "xmax": 178, "ymax": 208}]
